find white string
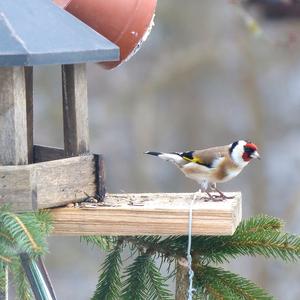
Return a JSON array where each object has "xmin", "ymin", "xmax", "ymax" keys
[{"xmin": 187, "ymin": 193, "xmax": 197, "ymax": 300}]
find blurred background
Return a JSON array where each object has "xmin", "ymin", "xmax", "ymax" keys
[{"xmin": 29, "ymin": 0, "xmax": 300, "ymax": 298}]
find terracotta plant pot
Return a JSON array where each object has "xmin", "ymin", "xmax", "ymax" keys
[{"xmin": 54, "ymin": 0, "xmax": 157, "ymax": 69}]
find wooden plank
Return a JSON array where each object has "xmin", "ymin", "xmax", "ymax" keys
[
  {"xmin": 62, "ymin": 64, "xmax": 89, "ymax": 156},
  {"xmin": 25, "ymin": 66, "xmax": 33, "ymax": 164},
  {"xmin": 0, "ymin": 67, "xmax": 28, "ymax": 165},
  {"xmin": 0, "ymin": 166, "xmax": 33, "ymax": 211},
  {"xmin": 35, "ymin": 155, "xmax": 96, "ymax": 209},
  {"xmin": 0, "ymin": 154, "xmax": 103, "ymax": 211},
  {"xmin": 33, "ymin": 146, "xmax": 106, "ymax": 200},
  {"xmin": 33, "ymin": 145, "xmax": 65, "ymax": 163},
  {"xmin": 51, "ymin": 193, "xmax": 242, "ymax": 236}
]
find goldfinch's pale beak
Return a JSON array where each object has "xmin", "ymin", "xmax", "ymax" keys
[{"xmin": 251, "ymin": 151, "xmax": 260, "ymax": 160}]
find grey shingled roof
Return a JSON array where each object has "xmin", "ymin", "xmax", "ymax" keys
[{"xmin": 0, "ymin": 0, "xmax": 119, "ymax": 66}]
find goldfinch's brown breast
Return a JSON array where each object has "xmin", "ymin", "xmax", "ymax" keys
[{"xmin": 211, "ymin": 157, "xmax": 242, "ymax": 183}]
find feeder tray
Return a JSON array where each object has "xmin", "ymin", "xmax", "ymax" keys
[{"xmin": 52, "ymin": 192, "xmax": 242, "ymax": 236}]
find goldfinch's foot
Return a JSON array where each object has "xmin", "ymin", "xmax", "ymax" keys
[
  {"xmin": 202, "ymin": 191, "xmax": 216, "ymax": 202},
  {"xmin": 193, "ymin": 191, "xmax": 211, "ymax": 201},
  {"xmin": 203, "ymin": 192, "xmax": 232, "ymax": 202},
  {"xmin": 211, "ymin": 195, "xmax": 226, "ymax": 201},
  {"xmin": 211, "ymin": 188, "xmax": 234, "ymax": 200}
]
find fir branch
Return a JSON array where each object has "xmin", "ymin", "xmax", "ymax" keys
[
  {"xmin": 234, "ymin": 215, "xmax": 283, "ymax": 234},
  {"xmin": 11, "ymin": 258, "xmax": 33, "ymax": 300},
  {"xmin": 0, "ymin": 230, "xmax": 14, "ymax": 244},
  {"xmin": 121, "ymin": 254, "xmax": 149, "ymax": 300},
  {"xmin": 191, "ymin": 215, "xmax": 300, "ymax": 264},
  {"xmin": 33, "ymin": 210, "xmax": 53, "ymax": 236},
  {"xmin": 0, "ymin": 209, "xmax": 52, "ymax": 257},
  {"xmin": 195, "ymin": 281, "xmax": 233, "ymax": 300},
  {"xmin": 155, "ymin": 215, "xmax": 286, "ymax": 261},
  {"xmin": 0, "ymin": 265, "xmax": 7, "ymax": 295},
  {"xmin": 124, "ymin": 236, "xmax": 176, "ymax": 260},
  {"xmin": 82, "ymin": 215, "xmax": 300, "ymax": 300},
  {"xmin": 194, "ymin": 265, "xmax": 273, "ymax": 300},
  {"xmin": 0, "ymin": 254, "xmax": 11, "ymax": 264},
  {"xmin": 81, "ymin": 236, "xmax": 117, "ymax": 252},
  {"xmin": 0, "ymin": 211, "xmax": 40, "ymax": 254},
  {"xmin": 146, "ymin": 257, "xmax": 173, "ymax": 300},
  {"xmin": 92, "ymin": 246, "xmax": 122, "ymax": 300},
  {"xmin": 121, "ymin": 254, "xmax": 172, "ymax": 300},
  {"xmin": 12, "ymin": 214, "xmax": 40, "ymax": 251},
  {"xmin": 0, "ymin": 206, "xmax": 53, "ymax": 300}
]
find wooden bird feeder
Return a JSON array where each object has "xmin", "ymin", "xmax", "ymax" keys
[{"xmin": 0, "ymin": 0, "xmax": 242, "ymax": 237}]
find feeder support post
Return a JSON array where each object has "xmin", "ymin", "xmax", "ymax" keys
[
  {"xmin": 0, "ymin": 67, "xmax": 28, "ymax": 165},
  {"xmin": 0, "ymin": 66, "xmax": 29, "ymax": 300},
  {"xmin": 62, "ymin": 63, "xmax": 89, "ymax": 156}
]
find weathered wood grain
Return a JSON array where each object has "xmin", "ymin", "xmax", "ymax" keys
[
  {"xmin": 0, "ymin": 166, "xmax": 33, "ymax": 211},
  {"xmin": 62, "ymin": 64, "xmax": 89, "ymax": 156},
  {"xmin": 35, "ymin": 155, "xmax": 96, "ymax": 208},
  {"xmin": 0, "ymin": 67, "xmax": 28, "ymax": 165},
  {"xmin": 51, "ymin": 193, "xmax": 242, "ymax": 236},
  {"xmin": 0, "ymin": 154, "xmax": 103, "ymax": 211},
  {"xmin": 33, "ymin": 146, "xmax": 106, "ymax": 200}
]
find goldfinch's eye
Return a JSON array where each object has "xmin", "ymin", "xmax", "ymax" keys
[{"xmin": 244, "ymin": 146, "xmax": 254, "ymax": 154}]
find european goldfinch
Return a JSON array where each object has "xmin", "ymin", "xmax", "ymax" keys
[{"xmin": 145, "ymin": 140, "xmax": 260, "ymax": 200}]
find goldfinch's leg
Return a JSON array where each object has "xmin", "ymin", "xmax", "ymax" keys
[
  {"xmin": 194, "ymin": 181, "xmax": 215, "ymax": 201},
  {"xmin": 210, "ymin": 184, "xmax": 234, "ymax": 200}
]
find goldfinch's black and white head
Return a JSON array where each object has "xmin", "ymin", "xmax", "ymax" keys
[{"xmin": 229, "ymin": 140, "xmax": 260, "ymax": 167}]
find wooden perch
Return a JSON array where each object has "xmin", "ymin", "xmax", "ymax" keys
[{"xmin": 51, "ymin": 192, "xmax": 242, "ymax": 236}]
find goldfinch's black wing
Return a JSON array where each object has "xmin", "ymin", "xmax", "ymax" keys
[{"xmin": 176, "ymin": 145, "xmax": 229, "ymax": 169}]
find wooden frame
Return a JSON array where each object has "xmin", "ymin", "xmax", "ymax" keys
[
  {"xmin": 0, "ymin": 64, "xmax": 105, "ymax": 212},
  {"xmin": 0, "ymin": 146, "xmax": 104, "ymax": 211}
]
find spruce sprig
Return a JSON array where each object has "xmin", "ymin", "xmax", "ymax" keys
[
  {"xmin": 92, "ymin": 246, "xmax": 122, "ymax": 300},
  {"xmin": 0, "ymin": 264, "xmax": 7, "ymax": 295},
  {"xmin": 121, "ymin": 254, "xmax": 152, "ymax": 300},
  {"xmin": 0, "ymin": 208, "xmax": 50, "ymax": 257},
  {"xmin": 0, "ymin": 206, "xmax": 53, "ymax": 299},
  {"xmin": 192, "ymin": 215, "xmax": 300, "ymax": 264},
  {"xmin": 145, "ymin": 257, "xmax": 173, "ymax": 300},
  {"xmin": 81, "ymin": 236, "xmax": 117, "ymax": 251},
  {"xmin": 194, "ymin": 265, "xmax": 273, "ymax": 300},
  {"xmin": 121, "ymin": 254, "xmax": 172, "ymax": 300},
  {"xmin": 11, "ymin": 258, "xmax": 33, "ymax": 300},
  {"xmin": 85, "ymin": 215, "xmax": 300, "ymax": 300}
]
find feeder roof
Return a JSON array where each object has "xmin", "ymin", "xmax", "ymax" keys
[{"xmin": 0, "ymin": 0, "xmax": 119, "ymax": 66}]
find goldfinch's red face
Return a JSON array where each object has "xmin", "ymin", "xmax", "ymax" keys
[
  {"xmin": 230, "ymin": 140, "xmax": 260, "ymax": 166},
  {"xmin": 242, "ymin": 142, "xmax": 260, "ymax": 162}
]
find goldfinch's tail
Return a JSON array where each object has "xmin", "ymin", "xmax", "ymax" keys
[
  {"xmin": 144, "ymin": 151, "xmax": 162, "ymax": 156},
  {"xmin": 145, "ymin": 151, "xmax": 184, "ymax": 164}
]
